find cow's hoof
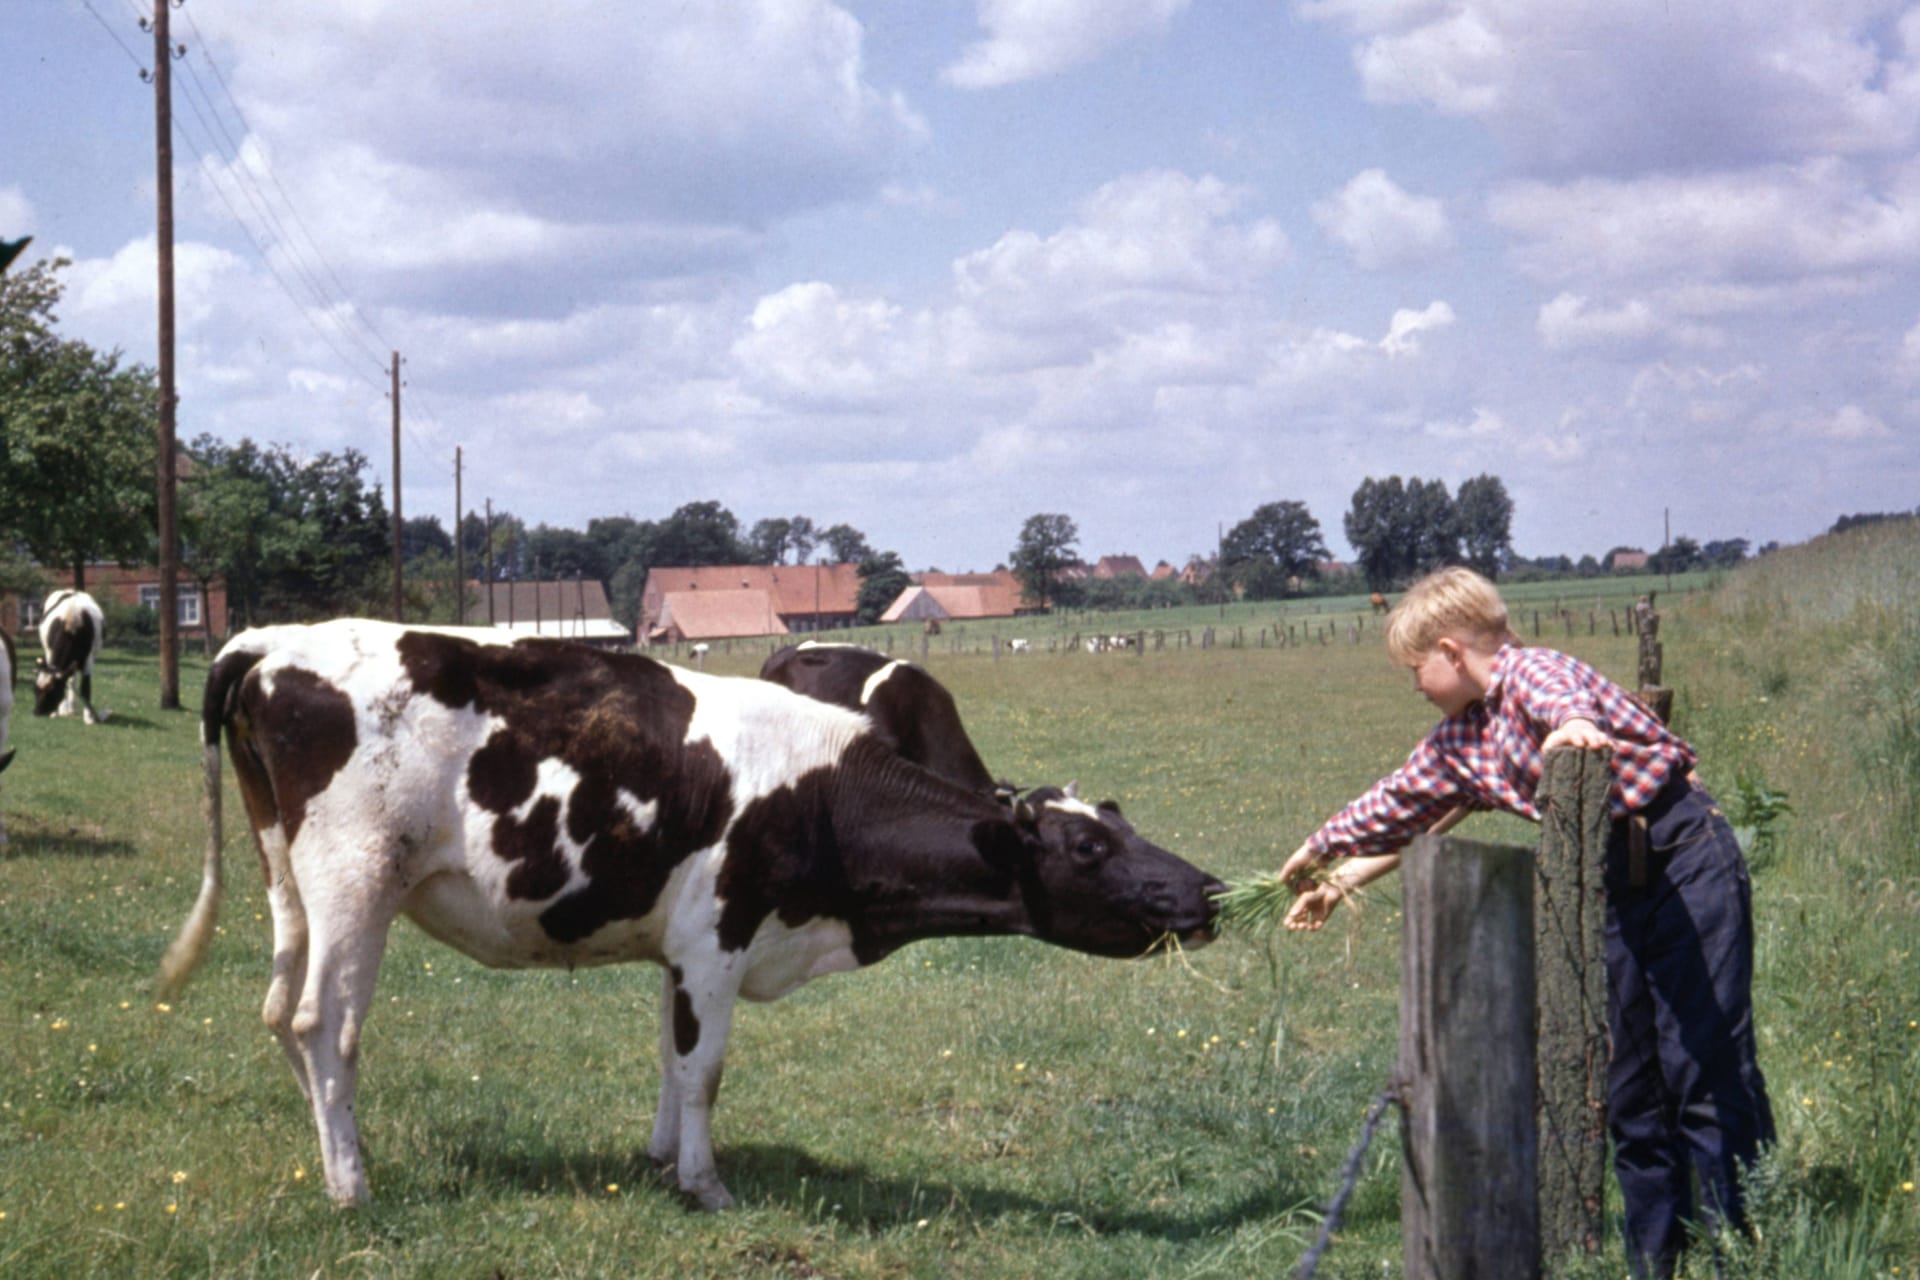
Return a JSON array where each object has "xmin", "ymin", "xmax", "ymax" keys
[{"xmin": 683, "ymin": 1180, "xmax": 735, "ymax": 1212}]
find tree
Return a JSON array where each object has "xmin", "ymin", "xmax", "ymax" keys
[
  {"xmin": 1455, "ymin": 474, "xmax": 1514, "ymax": 578},
  {"xmin": 525, "ymin": 523, "xmax": 607, "ymax": 582},
  {"xmin": 1345, "ymin": 476, "xmax": 1414, "ymax": 589},
  {"xmin": 401, "ymin": 516, "xmax": 453, "ymax": 566},
  {"xmin": 1700, "ymin": 538, "xmax": 1749, "ymax": 569},
  {"xmin": 0, "ymin": 257, "xmax": 159, "ymax": 586},
  {"xmin": 855, "ymin": 550, "xmax": 910, "ymax": 625},
  {"xmin": 1221, "ymin": 500, "xmax": 1330, "ymax": 598},
  {"xmin": 184, "ymin": 435, "xmax": 391, "ymax": 624},
  {"xmin": 1010, "ymin": 513, "xmax": 1079, "ymax": 611},
  {"xmin": 1406, "ymin": 477, "xmax": 1460, "ymax": 573},
  {"xmin": 820, "ymin": 522, "xmax": 872, "ymax": 564},
  {"xmin": 650, "ymin": 500, "xmax": 747, "ymax": 567}
]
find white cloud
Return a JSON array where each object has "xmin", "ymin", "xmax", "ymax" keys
[
  {"xmin": 954, "ymin": 171, "xmax": 1287, "ymax": 325},
  {"xmin": 944, "ymin": 0, "xmax": 1191, "ymax": 89},
  {"xmin": 1807, "ymin": 404, "xmax": 1894, "ymax": 440},
  {"xmin": 1313, "ymin": 169, "xmax": 1453, "ymax": 270},
  {"xmin": 1424, "ymin": 406, "xmax": 1505, "ymax": 439},
  {"xmin": 1537, "ymin": 292, "xmax": 1723, "ymax": 355},
  {"xmin": 1489, "ymin": 159, "xmax": 1920, "ymax": 292},
  {"xmin": 1303, "ymin": 1, "xmax": 1920, "ymax": 172},
  {"xmin": 1380, "ymin": 300, "xmax": 1456, "ymax": 356}
]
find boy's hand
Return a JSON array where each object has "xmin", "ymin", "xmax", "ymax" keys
[
  {"xmin": 1278, "ymin": 842, "xmax": 1322, "ymax": 889},
  {"xmin": 1542, "ymin": 716, "xmax": 1610, "ymax": 753},
  {"xmin": 1284, "ymin": 883, "xmax": 1346, "ymax": 931}
]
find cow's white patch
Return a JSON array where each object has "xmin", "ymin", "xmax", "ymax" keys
[
  {"xmin": 738, "ymin": 916, "xmax": 859, "ymax": 1002},
  {"xmin": 859, "ymin": 660, "xmax": 907, "ymax": 708}
]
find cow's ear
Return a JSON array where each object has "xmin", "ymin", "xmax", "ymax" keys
[
  {"xmin": 1012, "ymin": 796, "xmax": 1038, "ymax": 828},
  {"xmin": 1097, "ymin": 798, "xmax": 1122, "ymax": 816},
  {"xmin": 1063, "ymin": 780, "xmax": 1079, "ymax": 800}
]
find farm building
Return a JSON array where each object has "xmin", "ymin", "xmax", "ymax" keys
[
  {"xmin": 476, "ymin": 579, "xmax": 631, "ymax": 647},
  {"xmin": 1092, "ymin": 554, "xmax": 1150, "ymax": 580},
  {"xmin": 650, "ymin": 588, "xmax": 790, "ymax": 643},
  {"xmin": 904, "ymin": 569, "xmax": 1031, "ymax": 618},
  {"xmin": 641, "ymin": 563, "xmax": 862, "ymax": 641}
]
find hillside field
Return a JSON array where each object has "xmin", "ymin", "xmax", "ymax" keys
[{"xmin": 0, "ymin": 550, "xmax": 1914, "ymax": 1278}]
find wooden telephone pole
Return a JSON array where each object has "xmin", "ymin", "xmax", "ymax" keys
[
  {"xmin": 151, "ymin": 0, "xmax": 182, "ymax": 708},
  {"xmin": 454, "ymin": 446, "xmax": 464, "ymax": 624},
  {"xmin": 390, "ymin": 351, "xmax": 403, "ymax": 621}
]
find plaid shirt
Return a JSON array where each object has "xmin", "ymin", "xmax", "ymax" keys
[{"xmin": 1306, "ymin": 644, "xmax": 1696, "ymax": 861}]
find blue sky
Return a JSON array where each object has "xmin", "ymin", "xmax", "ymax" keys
[{"xmin": 7, "ymin": 1, "xmax": 1919, "ymax": 572}]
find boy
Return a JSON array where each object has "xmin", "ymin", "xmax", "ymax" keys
[{"xmin": 1277, "ymin": 567, "xmax": 1773, "ymax": 1280}]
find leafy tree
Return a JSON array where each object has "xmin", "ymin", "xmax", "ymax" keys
[
  {"xmin": 1345, "ymin": 476, "xmax": 1414, "ymax": 589},
  {"xmin": 1010, "ymin": 513, "xmax": 1079, "ymax": 611},
  {"xmin": 747, "ymin": 515, "xmax": 821, "ymax": 566},
  {"xmin": 1649, "ymin": 536, "xmax": 1701, "ymax": 574},
  {"xmin": 1221, "ymin": 500, "xmax": 1330, "ymax": 598},
  {"xmin": 854, "ymin": 550, "xmax": 910, "ymax": 625},
  {"xmin": 401, "ymin": 516, "xmax": 453, "ymax": 566},
  {"xmin": 1455, "ymin": 474, "xmax": 1514, "ymax": 578},
  {"xmin": 185, "ymin": 435, "xmax": 391, "ymax": 624},
  {"xmin": 820, "ymin": 522, "xmax": 872, "ymax": 564},
  {"xmin": 0, "ymin": 257, "xmax": 159, "ymax": 586},
  {"xmin": 1700, "ymin": 538, "xmax": 1749, "ymax": 569},
  {"xmin": 1406, "ymin": 477, "xmax": 1460, "ymax": 573},
  {"xmin": 650, "ymin": 500, "xmax": 747, "ymax": 567},
  {"xmin": 525, "ymin": 523, "xmax": 607, "ymax": 582}
]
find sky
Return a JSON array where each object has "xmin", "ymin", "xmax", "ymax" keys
[{"xmin": 6, "ymin": 1, "xmax": 1920, "ymax": 574}]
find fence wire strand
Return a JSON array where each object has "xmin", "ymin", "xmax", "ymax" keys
[{"xmin": 1293, "ymin": 1083, "xmax": 1402, "ymax": 1280}]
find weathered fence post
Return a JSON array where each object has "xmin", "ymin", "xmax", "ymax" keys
[
  {"xmin": 1534, "ymin": 747, "xmax": 1612, "ymax": 1264},
  {"xmin": 1401, "ymin": 834, "xmax": 1540, "ymax": 1280}
]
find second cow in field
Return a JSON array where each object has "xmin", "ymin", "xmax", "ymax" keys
[
  {"xmin": 34, "ymin": 589, "xmax": 107, "ymax": 723},
  {"xmin": 0, "ymin": 629, "xmax": 15, "ymax": 845},
  {"xmin": 759, "ymin": 642, "xmax": 1001, "ymax": 795},
  {"xmin": 159, "ymin": 621, "xmax": 1222, "ymax": 1212}
]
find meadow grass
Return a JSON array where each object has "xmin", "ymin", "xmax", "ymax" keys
[{"xmin": 0, "ymin": 554, "xmax": 1913, "ymax": 1278}]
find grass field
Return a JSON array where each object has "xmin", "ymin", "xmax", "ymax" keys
[{"xmin": 0, "ymin": 553, "xmax": 1914, "ymax": 1278}]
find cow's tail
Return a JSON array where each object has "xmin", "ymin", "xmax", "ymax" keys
[{"xmin": 158, "ymin": 643, "xmax": 266, "ymax": 1000}]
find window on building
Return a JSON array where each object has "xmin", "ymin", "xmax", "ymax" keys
[{"xmin": 137, "ymin": 584, "xmax": 202, "ymax": 627}]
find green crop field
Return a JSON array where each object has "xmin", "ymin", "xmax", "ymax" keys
[{"xmin": 1, "ymin": 546, "xmax": 1914, "ymax": 1278}]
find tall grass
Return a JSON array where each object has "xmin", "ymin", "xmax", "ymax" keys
[{"xmin": 0, "ymin": 550, "xmax": 1912, "ymax": 1277}]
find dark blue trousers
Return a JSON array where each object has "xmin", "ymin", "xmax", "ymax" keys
[{"xmin": 1604, "ymin": 778, "xmax": 1776, "ymax": 1280}]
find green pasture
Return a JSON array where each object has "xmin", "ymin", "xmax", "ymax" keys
[{"xmin": 1, "ymin": 551, "xmax": 1914, "ymax": 1278}]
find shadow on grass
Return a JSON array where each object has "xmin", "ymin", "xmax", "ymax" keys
[
  {"xmin": 425, "ymin": 1127, "xmax": 1326, "ymax": 1243},
  {"xmin": 0, "ymin": 812, "xmax": 139, "ymax": 859}
]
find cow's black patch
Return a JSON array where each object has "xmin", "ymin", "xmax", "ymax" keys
[
  {"xmin": 397, "ymin": 632, "xmax": 736, "ymax": 943},
  {"xmin": 241, "ymin": 667, "xmax": 358, "ymax": 845},
  {"xmin": 670, "ymin": 964, "xmax": 700, "ymax": 1056}
]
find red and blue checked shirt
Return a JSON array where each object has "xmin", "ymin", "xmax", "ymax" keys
[{"xmin": 1305, "ymin": 644, "xmax": 1696, "ymax": 861}]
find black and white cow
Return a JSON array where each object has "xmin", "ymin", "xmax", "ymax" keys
[
  {"xmin": 759, "ymin": 642, "xmax": 1001, "ymax": 796},
  {"xmin": 34, "ymin": 589, "xmax": 107, "ymax": 723},
  {"xmin": 158, "ymin": 620, "xmax": 1222, "ymax": 1211},
  {"xmin": 0, "ymin": 629, "xmax": 15, "ymax": 846}
]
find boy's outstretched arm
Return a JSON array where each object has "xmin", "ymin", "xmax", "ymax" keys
[{"xmin": 1281, "ymin": 851, "xmax": 1402, "ymax": 930}]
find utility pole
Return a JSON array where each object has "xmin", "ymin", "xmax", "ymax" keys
[
  {"xmin": 485, "ymin": 498, "xmax": 495, "ymax": 623},
  {"xmin": 150, "ymin": 0, "xmax": 182, "ymax": 709},
  {"xmin": 390, "ymin": 351, "xmax": 403, "ymax": 622},
  {"xmin": 453, "ymin": 446, "xmax": 464, "ymax": 624}
]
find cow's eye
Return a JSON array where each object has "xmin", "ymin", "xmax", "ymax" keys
[{"xmin": 1073, "ymin": 836, "xmax": 1104, "ymax": 860}]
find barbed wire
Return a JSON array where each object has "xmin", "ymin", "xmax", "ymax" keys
[{"xmin": 1293, "ymin": 1083, "xmax": 1402, "ymax": 1280}]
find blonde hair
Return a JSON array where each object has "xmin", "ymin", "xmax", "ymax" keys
[{"xmin": 1383, "ymin": 566, "xmax": 1517, "ymax": 666}]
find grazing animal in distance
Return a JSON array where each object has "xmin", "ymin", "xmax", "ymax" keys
[
  {"xmin": 1369, "ymin": 592, "xmax": 1389, "ymax": 615},
  {"xmin": 34, "ymin": 589, "xmax": 107, "ymax": 723},
  {"xmin": 158, "ymin": 621, "xmax": 1223, "ymax": 1211}
]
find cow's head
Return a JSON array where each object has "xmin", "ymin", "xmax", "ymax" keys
[
  {"xmin": 0, "ymin": 747, "xmax": 13, "ymax": 774},
  {"xmin": 999, "ymin": 786, "xmax": 1222, "ymax": 957},
  {"xmin": 32, "ymin": 656, "xmax": 69, "ymax": 717}
]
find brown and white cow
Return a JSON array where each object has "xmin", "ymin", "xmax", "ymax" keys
[
  {"xmin": 158, "ymin": 620, "xmax": 1221, "ymax": 1211},
  {"xmin": 34, "ymin": 589, "xmax": 107, "ymax": 723},
  {"xmin": 0, "ymin": 629, "xmax": 15, "ymax": 846}
]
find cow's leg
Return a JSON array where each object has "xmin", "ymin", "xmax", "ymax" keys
[
  {"xmin": 287, "ymin": 861, "xmax": 398, "ymax": 1207},
  {"xmin": 78, "ymin": 667, "xmax": 104, "ymax": 724},
  {"xmin": 649, "ymin": 958, "xmax": 740, "ymax": 1210},
  {"xmin": 260, "ymin": 870, "xmax": 313, "ymax": 1099}
]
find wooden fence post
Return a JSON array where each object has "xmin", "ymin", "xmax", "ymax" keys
[
  {"xmin": 1401, "ymin": 834, "xmax": 1540, "ymax": 1279},
  {"xmin": 1534, "ymin": 748, "xmax": 1612, "ymax": 1264}
]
